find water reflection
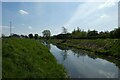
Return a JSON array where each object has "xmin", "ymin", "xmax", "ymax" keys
[
  {"xmin": 56, "ymin": 44, "xmax": 96, "ymax": 59},
  {"xmin": 56, "ymin": 45, "xmax": 69, "ymax": 61},
  {"xmin": 56, "ymin": 45, "xmax": 69, "ymax": 51},
  {"xmin": 70, "ymin": 48, "xmax": 86, "ymax": 58},
  {"xmin": 42, "ymin": 41, "xmax": 119, "ymax": 78},
  {"xmin": 43, "ymin": 41, "xmax": 51, "ymax": 50},
  {"xmin": 49, "ymin": 43, "xmax": 119, "ymax": 78}
]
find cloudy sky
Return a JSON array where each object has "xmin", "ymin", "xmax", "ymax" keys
[{"xmin": 2, "ymin": 1, "xmax": 118, "ymax": 36}]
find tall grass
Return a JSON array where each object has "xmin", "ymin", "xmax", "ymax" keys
[{"xmin": 2, "ymin": 38, "xmax": 66, "ymax": 78}]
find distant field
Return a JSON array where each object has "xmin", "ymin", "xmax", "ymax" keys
[{"xmin": 2, "ymin": 38, "xmax": 66, "ymax": 78}]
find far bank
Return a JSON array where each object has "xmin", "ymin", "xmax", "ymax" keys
[{"xmin": 49, "ymin": 39, "xmax": 120, "ymax": 60}]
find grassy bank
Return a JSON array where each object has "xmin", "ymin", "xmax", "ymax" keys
[
  {"xmin": 50, "ymin": 39, "xmax": 120, "ymax": 59},
  {"xmin": 2, "ymin": 38, "xmax": 67, "ymax": 78},
  {"xmin": 0, "ymin": 38, "xmax": 2, "ymax": 79}
]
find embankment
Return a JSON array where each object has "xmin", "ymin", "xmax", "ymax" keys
[
  {"xmin": 50, "ymin": 39, "xmax": 120, "ymax": 60},
  {"xmin": 2, "ymin": 38, "xmax": 67, "ymax": 78}
]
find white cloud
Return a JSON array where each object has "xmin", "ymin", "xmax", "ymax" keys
[
  {"xmin": 28, "ymin": 26, "xmax": 32, "ymax": 29},
  {"xmin": 1, "ymin": 26, "xmax": 15, "ymax": 29},
  {"xmin": 19, "ymin": 10, "xmax": 29, "ymax": 15},
  {"xmin": 2, "ymin": 0, "xmax": 120, "ymax": 2},
  {"xmin": 98, "ymin": 70, "xmax": 116, "ymax": 78},
  {"xmin": 96, "ymin": 58, "xmax": 109, "ymax": 65},
  {"xmin": 63, "ymin": 1, "xmax": 117, "ymax": 31},
  {"xmin": 100, "ymin": 14, "xmax": 109, "ymax": 19},
  {"xmin": 98, "ymin": 0, "xmax": 116, "ymax": 9},
  {"xmin": 21, "ymin": 24, "xmax": 25, "ymax": 26},
  {"xmin": 64, "ymin": 3, "xmax": 99, "ymax": 27}
]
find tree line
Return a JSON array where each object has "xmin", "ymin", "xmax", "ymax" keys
[
  {"xmin": 2, "ymin": 33, "xmax": 40, "ymax": 39},
  {"xmin": 2, "ymin": 27, "xmax": 120, "ymax": 39},
  {"xmin": 52, "ymin": 27, "xmax": 120, "ymax": 39},
  {"xmin": 2, "ymin": 30, "xmax": 51, "ymax": 40}
]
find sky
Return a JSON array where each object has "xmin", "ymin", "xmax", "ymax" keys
[{"xmin": 2, "ymin": 1, "xmax": 119, "ymax": 36}]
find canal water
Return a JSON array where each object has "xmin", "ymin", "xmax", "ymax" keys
[{"xmin": 44, "ymin": 42, "xmax": 119, "ymax": 78}]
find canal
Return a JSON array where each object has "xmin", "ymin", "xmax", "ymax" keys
[{"xmin": 44, "ymin": 42, "xmax": 119, "ymax": 78}]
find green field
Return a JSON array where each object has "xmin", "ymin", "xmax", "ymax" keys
[{"xmin": 2, "ymin": 38, "xmax": 67, "ymax": 78}]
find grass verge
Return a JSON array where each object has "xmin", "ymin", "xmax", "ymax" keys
[{"xmin": 2, "ymin": 38, "xmax": 67, "ymax": 78}]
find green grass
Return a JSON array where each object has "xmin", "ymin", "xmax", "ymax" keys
[
  {"xmin": 2, "ymin": 38, "xmax": 67, "ymax": 78},
  {"xmin": 0, "ymin": 38, "xmax": 2, "ymax": 79}
]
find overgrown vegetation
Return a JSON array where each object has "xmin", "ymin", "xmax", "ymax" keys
[
  {"xmin": 2, "ymin": 38, "xmax": 67, "ymax": 78},
  {"xmin": 52, "ymin": 27, "xmax": 120, "ymax": 39},
  {"xmin": 48, "ymin": 27, "xmax": 120, "ymax": 60},
  {"xmin": 50, "ymin": 39, "xmax": 120, "ymax": 59}
]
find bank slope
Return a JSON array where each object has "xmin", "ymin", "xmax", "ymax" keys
[
  {"xmin": 50, "ymin": 39, "xmax": 120, "ymax": 59},
  {"xmin": 2, "ymin": 38, "xmax": 66, "ymax": 78}
]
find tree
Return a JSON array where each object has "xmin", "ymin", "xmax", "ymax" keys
[
  {"xmin": 80, "ymin": 30, "xmax": 87, "ymax": 38},
  {"xmin": 25, "ymin": 35, "xmax": 28, "ymax": 38},
  {"xmin": 87, "ymin": 30, "xmax": 98, "ymax": 38},
  {"xmin": 11, "ymin": 34, "xmax": 20, "ymax": 38},
  {"xmin": 29, "ymin": 34, "xmax": 33, "ymax": 39},
  {"xmin": 21, "ymin": 35, "xmax": 25, "ymax": 38},
  {"xmin": 114, "ymin": 27, "xmax": 120, "ymax": 38},
  {"xmin": 99, "ymin": 31, "xmax": 110, "ymax": 39},
  {"xmin": 77, "ymin": 27, "xmax": 81, "ymax": 32},
  {"xmin": 62, "ymin": 27, "xmax": 67, "ymax": 34},
  {"xmin": 34, "ymin": 34, "xmax": 39, "ymax": 39},
  {"xmin": 71, "ymin": 28, "xmax": 87, "ymax": 39},
  {"xmin": 42, "ymin": 30, "xmax": 51, "ymax": 38},
  {"xmin": 72, "ymin": 29, "xmax": 76, "ymax": 34},
  {"xmin": 56, "ymin": 33, "xmax": 71, "ymax": 39},
  {"xmin": 2, "ymin": 34, "xmax": 5, "ymax": 38}
]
